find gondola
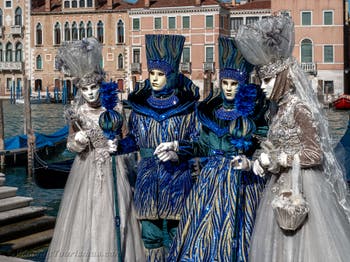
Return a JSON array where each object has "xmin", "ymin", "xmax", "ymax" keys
[
  {"xmin": 34, "ymin": 153, "xmax": 73, "ymax": 189},
  {"xmin": 0, "ymin": 126, "xmax": 69, "ymax": 166}
]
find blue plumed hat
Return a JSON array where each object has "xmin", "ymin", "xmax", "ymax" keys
[
  {"xmin": 146, "ymin": 34, "xmax": 185, "ymax": 76},
  {"xmin": 219, "ymin": 36, "xmax": 254, "ymax": 84}
]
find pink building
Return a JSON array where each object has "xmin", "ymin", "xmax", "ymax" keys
[
  {"xmin": 127, "ymin": 0, "xmax": 223, "ymax": 98},
  {"xmin": 272, "ymin": 0, "xmax": 346, "ymax": 101}
]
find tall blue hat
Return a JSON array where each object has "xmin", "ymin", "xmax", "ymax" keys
[
  {"xmin": 146, "ymin": 34, "xmax": 185, "ymax": 76},
  {"xmin": 219, "ymin": 36, "xmax": 254, "ymax": 84}
]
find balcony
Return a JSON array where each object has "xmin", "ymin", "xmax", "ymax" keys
[
  {"xmin": 301, "ymin": 62, "xmax": 317, "ymax": 76},
  {"xmin": 131, "ymin": 63, "xmax": 142, "ymax": 74},
  {"xmin": 203, "ymin": 62, "xmax": 215, "ymax": 73},
  {"xmin": 0, "ymin": 62, "xmax": 23, "ymax": 71},
  {"xmin": 180, "ymin": 62, "xmax": 191, "ymax": 73},
  {"xmin": 10, "ymin": 25, "xmax": 23, "ymax": 36}
]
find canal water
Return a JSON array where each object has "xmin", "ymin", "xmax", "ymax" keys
[{"xmin": 1, "ymin": 99, "xmax": 350, "ymax": 261}]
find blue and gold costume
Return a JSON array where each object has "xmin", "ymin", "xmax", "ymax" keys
[
  {"xmin": 119, "ymin": 34, "xmax": 200, "ymax": 261},
  {"xmin": 167, "ymin": 37, "xmax": 267, "ymax": 262}
]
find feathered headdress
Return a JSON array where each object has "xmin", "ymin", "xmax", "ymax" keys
[
  {"xmin": 235, "ymin": 15, "xmax": 295, "ymax": 79},
  {"xmin": 219, "ymin": 36, "xmax": 254, "ymax": 83},
  {"xmin": 146, "ymin": 34, "xmax": 185, "ymax": 76},
  {"xmin": 56, "ymin": 37, "xmax": 104, "ymax": 87}
]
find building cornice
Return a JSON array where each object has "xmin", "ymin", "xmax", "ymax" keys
[
  {"xmin": 128, "ymin": 5, "xmax": 221, "ymax": 16},
  {"xmin": 31, "ymin": 9, "xmax": 128, "ymax": 16},
  {"xmin": 230, "ymin": 9, "xmax": 271, "ymax": 15}
]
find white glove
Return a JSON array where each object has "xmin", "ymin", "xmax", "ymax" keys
[
  {"xmin": 278, "ymin": 152, "xmax": 288, "ymax": 167},
  {"xmin": 231, "ymin": 155, "xmax": 251, "ymax": 171},
  {"xmin": 154, "ymin": 141, "xmax": 179, "ymax": 155},
  {"xmin": 74, "ymin": 131, "xmax": 89, "ymax": 145},
  {"xmin": 259, "ymin": 152, "xmax": 271, "ymax": 167},
  {"xmin": 107, "ymin": 139, "xmax": 118, "ymax": 154},
  {"xmin": 252, "ymin": 159, "xmax": 265, "ymax": 177},
  {"xmin": 156, "ymin": 151, "xmax": 179, "ymax": 162}
]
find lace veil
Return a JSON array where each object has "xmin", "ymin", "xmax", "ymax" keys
[{"xmin": 236, "ymin": 15, "xmax": 350, "ymax": 222}]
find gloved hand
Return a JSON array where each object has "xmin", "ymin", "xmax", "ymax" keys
[
  {"xmin": 277, "ymin": 152, "xmax": 288, "ymax": 167},
  {"xmin": 154, "ymin": 141, "xmax": 179, "ymax": 155},
  {"xmin": 75, "ymin": 131, "xmax": 89, "ymax": 145},
  {"xmin": 259, "ymin": 152, "xmax": 271, "ymax": 167},
  {"xmin": 252, "ymin": 159, "xmax": 265, "ymax": 177},
  {"xmin": 107, "ymin": 139, "xmax": 118, "ymax": 154},
  {"xmin": 231, "ymin": 155, "xmax": 251, "ymax": 171},
  {"xmin": 156, "ymin": 150, "xmax": 179, "ymax": 162}
]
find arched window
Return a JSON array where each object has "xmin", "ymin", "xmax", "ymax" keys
[
  {"xmin": 117, "ymin": 20, "xmax": 124, "ymax": 44},
  {"xmin": 0, "ymin": 9, "xmax": 3, "ymax": 27},
  {"xmin": 35, "ymin": 79, "xmax": 42, "ymax": 91},
  {"xmin": 0, "ymin": 43, "xmax": 3, "ymax": 62},
  {"xmin": 15, "ymin": 42, "xmax": 22, "ymax": 62},
  {"xmin": 118, "ymin": 54, "xmax": 123, "ymax": 69},
  {"xmin": 64, "ymin": 22, "xmax": 70, "ymax": 41},
  {"xmin": 301, "ymin": 39, "xmax": 313, "ymax": 63},
  {"xmin": 79, "ymin": 0, "xmax": 85, "ymax": 7},
  {"xmin": 72, "ymin": 22, "xmax": 78, "ymax": 41},
  {"xmin": 72, "ymin": 0, "xmax": 77, "ymax": 8},
  {"xmin": 15, "ymin": 7, "xmax": 22, "ymax": 26},
  {"xmin": 6, "ymin": 42, "xmax": 12, "ymax": 62},
  {"xmin": 87, "ymin": 21, "xmax": 93, "ymax": 37},
  {"xmin": 54, "ymin": 22, "xmax": 61, "ymax": 45},
  {"xmin": 87, "ymin": 0, "xmax": 93, "ymax": 7},
  {"xmin": 36, "ymin": 55, "xmax": 42, "ymax": 70},
  {"xmin": 79, "ymin": 21, "xmax": 85, "ymax": 40},
  {"xmin": 36, "ymin": 23, "xmax": 43, "ymax": 45},
  {"xmin": 97, "ymin": 20, "xmax": 104, "ymax": 43}
]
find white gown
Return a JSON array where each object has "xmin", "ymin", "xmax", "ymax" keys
[
  {"xmin": 46, "ymin": 103, "xmax": 145, "ymax": 262},
  {"xmin": 249, "ymin": 94, "xmax": 350, "ymax": 262}
]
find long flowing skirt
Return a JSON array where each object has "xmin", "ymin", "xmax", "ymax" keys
[
  {"xmin": 46, "ymin": 151, "xmax": 145, "ymax": 262},
  {"xmin": 168, "ymin": 157, "xmax": 265, "ymax": 262},
  {"xmin": 249, "ymin": 169, "xmax": 350, "ymax": 262}
]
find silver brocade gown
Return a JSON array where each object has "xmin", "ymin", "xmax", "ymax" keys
[
  {"xmin": 46, "ymin": 103, "xmax": 145, "ymax": 262},
  {"xmin": 249, "ymin": 94, "xmax": 350, "ymax": 262}
]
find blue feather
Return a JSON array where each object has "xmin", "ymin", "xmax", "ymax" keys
[{"xmin": 100, "ymin": 81, "xmax": 119, "ymax": 110}]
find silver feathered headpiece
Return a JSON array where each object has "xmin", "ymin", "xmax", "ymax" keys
[
  {"xmin": 235, "ymin": 15, "xmax": 295, "ymax": 79},
  {"xmin": 56, "ymin": 37, "xmax": 104, "ymax": 87}
]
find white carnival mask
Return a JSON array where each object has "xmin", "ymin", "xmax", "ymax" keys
[
  {"xmin": 149, "ymin": 69, "xmax": 167, "ymax": 91},
  {"xmin": 81, "ymin": 83, "xmax": 100, "ymax": 103},
  {"xmin": 261, "ymin": 76, "xmax": 276, "ymax": 98},
  {"xmin": 221, "ymin": 78, "xmax": 239, "ymax": 101}
]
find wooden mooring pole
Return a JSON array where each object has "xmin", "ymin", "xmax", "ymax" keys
[
  {"xmin": 0, "ymin": 99, "xmax": 4, "ymax": 168},
  {"xmin": 24, "ymin": 78, "xmax": 34, "ymax": 177}
]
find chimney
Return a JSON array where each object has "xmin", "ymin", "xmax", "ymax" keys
[
  {"xmin": 107, "ymin": 0, "xmax": 113, "ymax": 9},
  {"xmin": 145, "ymin": 0, "xmax": 150, "ymax": 8},
  {"xmin": 195, "ymin": 0, "xmax": 201, "ymax": 6},
  {"xmin": 45, "ymin": 0, "xmax": 51, "ymax": 12}
]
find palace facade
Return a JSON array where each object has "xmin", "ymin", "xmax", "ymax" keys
[{"xmin": 0, "ymin": 0, "xmax": 347, "ymax": 103}]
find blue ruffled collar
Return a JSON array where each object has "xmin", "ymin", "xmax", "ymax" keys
[
  {"xmin": 127, "ymin": 74, "xmax": 199, "ymax": 122},
  {"xmin": 198, "ymin": 83, "xmax": 257, "ymax": 137}
]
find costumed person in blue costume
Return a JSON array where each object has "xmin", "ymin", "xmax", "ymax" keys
[
  {"xmin": 46, "ymin": 37, "xmax": 145, "ymax": 262},
  {"xmin": 118, "ymin": 34, "xmax": 200, "ymax": 261},
  {"xmin": 155, "ymin": 36, "xmax": 267, "ymax": 261},
  {"xmin": 236, "ymin": 15, "xmax": 350, "ymax": 262}
]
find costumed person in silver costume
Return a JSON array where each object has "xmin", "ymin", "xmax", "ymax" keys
[
  {"xmin": 236, "ymin": 15, "xmax": 350, "ymax": 262},
  {"xmin": 117, "ymin": 34, "xmax": 200, "ymax": 261},
  {"xmin": 46, "ymin": 37, "xmax": 145, "ymax": 262},
  {"xmin": 154, "ymin": 36, "xmax": 268, "ymax": 261}
]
